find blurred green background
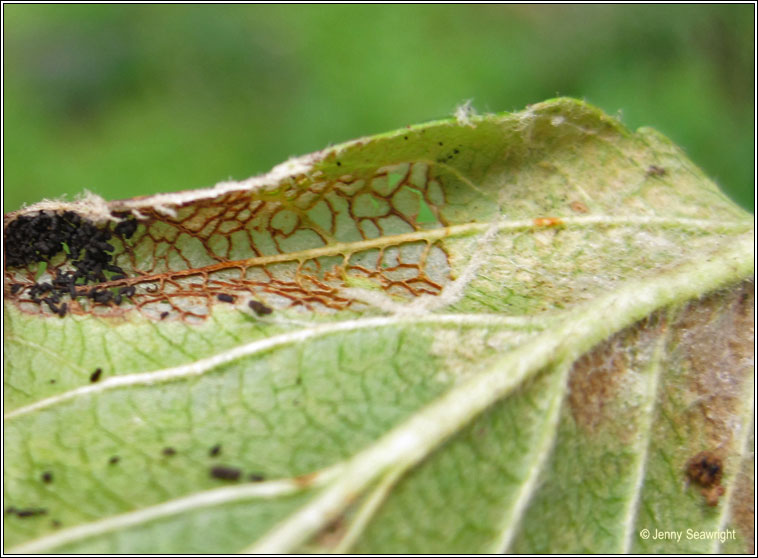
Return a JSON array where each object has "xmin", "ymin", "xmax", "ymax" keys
[{"xmin": 3, "ymin": 4, "xmax": 754, "ymax": 212}]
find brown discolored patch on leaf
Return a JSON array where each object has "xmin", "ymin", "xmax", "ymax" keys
[
  {"xmin": 311, "ymin": 513, "xmax": 348, "ymax": 550},
  {"xmin": 729, "ymin": 444, "xmax": 755, "ymax": 553},
  {"xmin": 701, "ymin": 484, "xmax": 725, "ymax": 507},
  {"xmin": 686, "ymin": 451, "xmax": 723, "ymax": 487},
  {"xmin": 4, "ymin": 162, "xmax": 454, "ymax": 322},
  {"xmin": 568, "ymin": 347, "xmax": 625, "ymax": 432},
  {"xmin": 569, "ymin": 200, "xmax": 589, "ymax": 213},
  {"xmin": 686, "ymin": 451, "xmax": 726, "ymax": 506},
  {"xmin": 293, "ymin": 471, "xmax": 319, "ymax": 488},
  {"xmin": 302, "ymin": 490, "xmax": 368, "ymax": 552},
  {"xmin": 568, "ymin": 312, "xmax": 666, "ymax": 436},
  {"xmin": 666, "ymin": 281, "xmax": 753, "ymax": 451},
  {"xmin": 533, "ymin": 216, "xmax": 564, "ymax": 227}
]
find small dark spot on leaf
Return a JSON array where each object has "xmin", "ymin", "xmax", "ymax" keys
[
  {"xmin": 10, "ymin": 283, "xmax": 23, "ymax": 294},
  {"xmin": 17, "ymin": 508, "xmax": 48, "ymax": 518},
  {"xmin": 6, "ymin": 507, "xmax": 48, "ymax": 518},
  {"xmin": 248, "ymin": 300, "xmax": 272, "ymax": 316},
  {"xmin": 51, "ymin": 519, "xmax": 62, "ymax": 528},
  {"xmin": 248, "ymin": 473, "xmax": 265, "ymax": 482},
  {"xmin": 336, "ymin": 161, "xmax": 341, "ymax": 166},
  {"xmin": 41, "ymin": 472, "xmax": 53, "ymax": 484},
  {"xmin": 109, "ymin": 456, "xmax": 120, "ymax": 465},
  {"xmin": 646, "ymin": 164, "xmax": 667, "ymax": 177},
  {"xmin": 209, "ymin": 444, "xmax": 222, "ymax": 457},
  {"xmin": 160, "ymin": 311, "xmax": 169, "ymax": 320},
  {"xmin": 217, "ymin": 293, "xmax": 235, "ymax": 303},
  {"xmin": 162, "ymin": 447, "xmax": 176, "ymax": 457},
  {"xmin": 90, "ymin": 368, "xmax": 103, "ymax": 383},
  {"xmin": 210, "ymin": 465, "xmax": 241, "ymax": 481}
]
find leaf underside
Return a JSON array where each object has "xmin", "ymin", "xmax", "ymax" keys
[{"xmin": 3, "ymin": 98, "xmax": 754, "ymax": 554}]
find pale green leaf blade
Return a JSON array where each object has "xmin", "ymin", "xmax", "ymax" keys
[{"xmin": 3, "ymin": 98, "xmax": 753, "ymax": 554}]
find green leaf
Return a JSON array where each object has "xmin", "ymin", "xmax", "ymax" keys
[{"xmin": 3, "ymin": 98, "xmax": 753, "ymax": 554}]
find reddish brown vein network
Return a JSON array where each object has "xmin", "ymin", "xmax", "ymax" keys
[{"xmin": 4, "ymin": 162, "xmax": 453, "ymax": 321}]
